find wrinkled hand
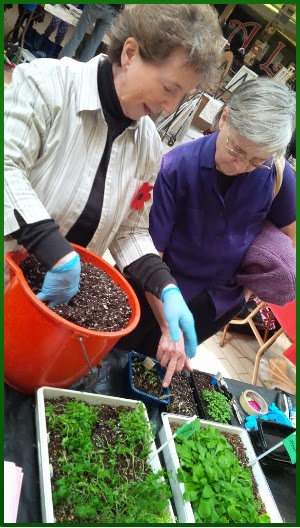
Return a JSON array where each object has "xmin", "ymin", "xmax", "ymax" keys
[
  {"xmin": 36, "ymin": 252, "xmax": 81, "ymax": 307},
  {"xmin": 161, "ymin": 286, "xmax": 197, "ymax": 359},
  {"xmin": 156, "ymin": 332, "xmax": 192, "ymax": 388}
]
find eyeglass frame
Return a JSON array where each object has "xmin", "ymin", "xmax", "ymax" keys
[{"xmin": 225, "ymin": 126, "xmax": 274, "ymax": 169}]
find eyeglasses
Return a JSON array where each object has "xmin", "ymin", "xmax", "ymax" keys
[{"xmin": 225, "ymin": 127, "xmax": 274, "ymax": 169}]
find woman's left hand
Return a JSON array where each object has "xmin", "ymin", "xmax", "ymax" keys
[{"xmin": 156, "ymin": 332, "xmax": 192, "ymax": 388}]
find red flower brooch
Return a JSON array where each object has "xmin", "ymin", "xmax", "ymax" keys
[{"xmin": 130, "ymin": 182, "xmax": 154, "ymax": 210}]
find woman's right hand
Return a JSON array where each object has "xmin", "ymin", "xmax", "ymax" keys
[
  {"xmin": 36, "ymin": 251, "xmax": 81, "ymax": 307},
  {"xmin": 161, "ymin": 285, "xmax": 197, "ymax": 359},
  {"xmin": 156, "ymin": 332, "xmax": 193, "ymax": 388}
]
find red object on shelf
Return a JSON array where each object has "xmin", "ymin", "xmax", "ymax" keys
[
  {"xmin": 267, "ymin": 301, "xmax": 296, "ymax": 366},
  {"xmin": 4, "ymin": 244, "xmax": 140, "ymax": 393}
]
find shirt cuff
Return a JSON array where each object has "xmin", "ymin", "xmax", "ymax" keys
[{"xmin": 124, "ymin": 253, "xmax": 177, "ymax": 298}]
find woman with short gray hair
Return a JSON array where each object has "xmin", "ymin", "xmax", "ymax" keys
[
  {"xmin": 213, "ymin": 77, "xmax": 296, "ymax": 157},
  {"xmin": 119, "ymin": 77, "xmax": 296, "ymax": 365}
]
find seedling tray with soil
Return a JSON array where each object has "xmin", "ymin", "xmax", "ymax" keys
[
  {"xmin": 159, "ymin": 413, "xmax": 282, "ymax": 524},
  {"xmin": 128, "ymin": 351, "xmax": 171, "ymax": 405},
  {"xmin": 190, "ymin": 370, "xmax": 233, "ymax": 424},
  {"xmin": 35, "ymin": 387, "xmax": 175, "ymax": 524},
  {"xmin": 167, "ymin": 372, "xmax": 199, "ymax": 417}
]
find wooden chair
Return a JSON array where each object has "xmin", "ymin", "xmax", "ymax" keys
[
  {"xmin": 220, "ymin": 300, "xmax": 296, "ymax": 385},
  {"xmin": 220, "ymin": 301, "xmax": 272, "ymax": 349}
]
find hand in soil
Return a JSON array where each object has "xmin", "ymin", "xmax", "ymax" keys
[
  {"xmin": 20, "ymin": 255, "xmax": 132, "ymax": 332},
  {"xmin": 156, "ymin": 333, "xmax": 192, "ymax": 388}
]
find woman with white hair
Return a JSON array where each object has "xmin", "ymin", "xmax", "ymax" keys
[{"xmin": 118, "ymin": 77, "xmax": 296, "ymax": 380}]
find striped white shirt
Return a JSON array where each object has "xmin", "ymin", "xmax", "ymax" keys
[{"xmin": 4, "ymin": 54, "xmax": 162, "ymax": 270}]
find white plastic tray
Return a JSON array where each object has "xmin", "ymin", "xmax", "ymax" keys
[
  {"xmin": 35, "ymin": 387, "xmax": 175, "ymax": 523},
  {"xmin": 159, "ymin": 413, "xmax": 283, "ymax": 524}
]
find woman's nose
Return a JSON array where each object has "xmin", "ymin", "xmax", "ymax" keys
[
  {"xmin": 161, "ymin": 94, "xmax": 182, "ymax": 115},
  {"xmin": 234, "ymin": 158, "xmax": 254, "ymax": 172}
]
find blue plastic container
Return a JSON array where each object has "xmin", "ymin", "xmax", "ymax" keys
[{"xmin": 128, "ymin": 351, "xmax": 171, "ymax": 406}]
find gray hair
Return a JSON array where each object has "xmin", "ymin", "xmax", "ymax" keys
[
  {"xmin": 107, "ymin": 4, "xmax": 224, "ymax": 92},
  {"xmin": 215, "ymin": 77, "xmax": 296, "ymax": 158}
]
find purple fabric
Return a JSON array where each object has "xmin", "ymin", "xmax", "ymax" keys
[
  {"xmin": 149, "ymin": 133, "xmax": 296, "ymax": 319},
  {"xmin": 44, "ymin": 17, "xmax": 70, "ymax": 45},
  {"xmin": 235, "ymin": 221, "xmax": 295, "ymax": 305}
]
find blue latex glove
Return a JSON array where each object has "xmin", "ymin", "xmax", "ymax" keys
[
  {"xmin": 161, "ymin": 286, "xmax": 197, "ymax": 358},
  {"xmin": 36, "ymin": 253, "xmax": 81, "ymax": 307},
  {"xmin": 245, "ymin": 403, "xmax": 294, "ymax": 431}
]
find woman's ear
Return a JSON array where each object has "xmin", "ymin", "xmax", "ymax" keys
[
  {"xmin": 218, "ymin": 106, "xmax": 229, "ymax": 130},
  {"xmin": 120, "ymin": 37, "xmax": 139, "ymax": 68}
]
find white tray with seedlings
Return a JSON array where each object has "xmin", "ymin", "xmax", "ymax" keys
[
  {"xmin": 159, "ymin": 412, "xmax": 283, "ymax": 524},
  {"xmin": 35, "ymin": 387, "xmax": 176, "ymax": 523}
]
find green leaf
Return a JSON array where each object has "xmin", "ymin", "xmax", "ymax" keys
[
  {"xmin": 56, "ymin": 486, "xmax": 70, "ymax": 501},
  {"xmin": 202, "ymin": 484, "xmax": 214, "ymax": 499},
  {"xmin": 259, "ymin": 512, "xmax": 272, "ymax": 523},
  {"xmin": 191, "ymin": 464, "xmax": 204, "ymax": 481},
  {"xmin": 183, "ymin": 490, "xmax": 199, "ymax": 502},
  {"xmin": 177, "ymin": 467, "xmax": 189, "ymax": 483},
  {"xmin": 227, "ymin": 505, "xmax": 242, "ymax": 522},
  {"xmin": 198, "ymin": 499, "xmax": 212, "ymax": 520}
]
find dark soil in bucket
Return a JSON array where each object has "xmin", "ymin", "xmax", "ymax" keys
[
  {"xmin": 20, "ymin": 255, "xmax": 132, "ymax": 332},
  {"xmin": 45, "ymin": 398, "xmax": 172, "ymax": 523},
  {"xmin": 167, "ymin": 372, "xmax": 198, "ymax": 417}
]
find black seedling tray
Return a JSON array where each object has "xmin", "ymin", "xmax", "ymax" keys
[
  {"xmin": 253, "ymin": 419, "xmax": 296, "ymax": 467},
  {"xmin": 189, "ymin": 370, "xmax": 233, "ymax": 424}
]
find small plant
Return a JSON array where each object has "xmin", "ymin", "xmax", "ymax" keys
[
  {"xmin": 45, "ymin": 399, "xmax": 173, "ymax": 523},
  {"xmin": 202, "ymin": 389, "xmax": 232, "ymax": 423},
  {"xmin": 175, "ymin": 420, "xmax": 271, "ymax": 524},
  {"xmin": 131, "ymin": 356, "xmax": 165, "ymax": 399}
]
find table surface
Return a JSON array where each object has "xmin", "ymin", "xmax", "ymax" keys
[{"xmin": 4, "ymin": 349, "xmax": 296, "ymax": 523}]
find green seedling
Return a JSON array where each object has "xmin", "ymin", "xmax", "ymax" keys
[
  {"xmin": 45, "ymin": 400, "xmax": 173, "ymax": 523},
  {"xmin": 202, "ymin": 389, "xmax": 232, "ymax": 423},
  {"xmin": 175, "ymin": 420, "xmax": 271, "ymax": 524}
]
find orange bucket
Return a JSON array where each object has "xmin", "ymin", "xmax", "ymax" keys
[{"xmin": 4, "ymin": 244, "xmax": 140, "ymax": 394}]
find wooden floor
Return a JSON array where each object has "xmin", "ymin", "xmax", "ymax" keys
[{"xmin": 192, "ymin": 330, "xmax": 295, "ymax": 393}]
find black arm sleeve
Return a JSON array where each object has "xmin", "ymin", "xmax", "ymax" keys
[
  {"xmin": 123, "ymin": 253, "xmax": 177, "ymax": 298},
  {"xmin": 11, "ymin": 210, "xmax": 74, "ymax": 269}
]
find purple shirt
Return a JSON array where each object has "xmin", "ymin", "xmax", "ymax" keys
[{"xmin": 150, "ymin": 133, "xmax": 296, "ymax": 318}]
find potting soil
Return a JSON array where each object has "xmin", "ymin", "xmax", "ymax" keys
[{"xmin": 20, "ymin": 255, "xmax": 132, "ymax": 331}]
